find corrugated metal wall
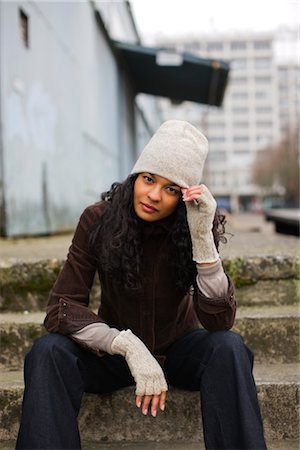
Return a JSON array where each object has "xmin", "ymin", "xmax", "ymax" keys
[{"xmin": 0, "ymin": 1, "xmax": 139, "ymax": 236}]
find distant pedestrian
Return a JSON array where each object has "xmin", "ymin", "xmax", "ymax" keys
[{"xmin": 16, "ymin": 120, "xmax": 267, "ymax": 450}]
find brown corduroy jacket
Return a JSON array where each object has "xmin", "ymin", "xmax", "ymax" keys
[{"xmin": 44, "ymin": 202, "xmax": 236, "ymax": 363}]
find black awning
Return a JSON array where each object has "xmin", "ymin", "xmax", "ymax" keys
[{"xmin": 113, "ymin": 40, "xmax": 230, "ymax": 107}]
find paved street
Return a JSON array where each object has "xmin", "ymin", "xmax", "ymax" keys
[
  {"xmin": 220, "ymin": 212, "xmax": 299, "ymax": 258},
  {"xmin": 0, "ymin": 212, "xmax": 299, "ymax": 265}
]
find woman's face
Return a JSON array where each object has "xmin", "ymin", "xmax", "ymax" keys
[{"xmin": 133, "ymin": 173, "xmax": 181, "ymax": 222}]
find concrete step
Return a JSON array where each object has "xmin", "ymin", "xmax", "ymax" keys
[
  {"xmin": 1, "ymin": 439, "xmax": 300, "ymax": 450},
  {"xmin": 0, "ymin": 364, "xmax": 299, "ymax": 443},
  {"xmin": 236, "ymin": 279, "xmax": 300, "ymax": 306},
  {"xmin": 234, "ymin": 305, "xmax": 300, "ymax": 364},
  {"xmin": 0, "ymin": 312, "xmax": 47, "ymax": 370},
  {"xmin": 2, "ymin": 279, "xmax": 299, "ymax": 313},
  {"xmin": 1, "ymin": 256, "xmax": 299, "ymax": 312},
  {"xmin": 1, "ymin": 306, "xmax": 299, "ymax": 370}
]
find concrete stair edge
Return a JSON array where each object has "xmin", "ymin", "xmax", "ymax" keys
[
  {"xmin": 0, "ymin": 255, "xmax": 299, "ymax": 290},
  {"xmin": 1, "ymin": 311, "xmax": 299, "ymax": 369},
  {"xmin": 0, "ymin": 365, "xmax": 299, "ymax": 442}
]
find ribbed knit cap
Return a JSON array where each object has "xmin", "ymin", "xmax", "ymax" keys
[{"xmin": 131, "ymin": 120, "xmax": 208, "ymax": 188}]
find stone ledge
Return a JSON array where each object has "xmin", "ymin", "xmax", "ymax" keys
[
  {"xmin": 223, "ymin": 255, "xmax": 300, "ymax": 287},
  {"xmin": 0, "ymin": 256, "xmax": 299, "ymax": 312},
  {"xmin": 236, "ymin": 279, "xmax": 300, "ymax": 306},
  {"xmin": 1, "ymin": 309, "xmax": 299, "ymax": 370},
  {"xmin": 1, "ymin": 440, "xmax": 300, "ymax": 450},
  {"xmin": 0, "ymin": 374, "xmax": 299, "ymax": 442}
]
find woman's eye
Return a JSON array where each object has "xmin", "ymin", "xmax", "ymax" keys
[
  {"xmin": 143, "ymin": 175, "xmax": 153, "ymax": 183},
  {"xmin": 166, "ymin": 187, "xmax": 179, "ymax": 195}
]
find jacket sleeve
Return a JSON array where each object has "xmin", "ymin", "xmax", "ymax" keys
[
  {"xmin": 192, "ymin": 269, "xmax": 236, "ymax": 332},
  {"xmin": 44, "ymin": 203, "xmax": 106, "ymax": 335}
]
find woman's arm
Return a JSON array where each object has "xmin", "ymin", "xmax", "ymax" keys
[
  {"xmin": 194, "ymin": 260, "xmax": 236, "ymax": 331},
  {"xmin": 182, "ymin": 185, "xmax": 236, "ymax": 331},
  {"xmin": 71, "ymin": 322, "xmax": 120, "ymax": 355},
  {"xmin": 44, "ymin": 203, "xmax": 106, "ymax": 335},
  {"xmin": 196, "ymin": 259, "xmax": 228, "ymax": 297}
]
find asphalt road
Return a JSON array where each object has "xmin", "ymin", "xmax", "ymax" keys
[{"xmin": 0, "ymin": 213, "xmax": 299, "ymax": 265}]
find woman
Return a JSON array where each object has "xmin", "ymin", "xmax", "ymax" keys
[{"xmin": 16, "ymin": 120, "xmax": 267, "ymax": 450}]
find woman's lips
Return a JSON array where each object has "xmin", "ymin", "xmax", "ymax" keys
[{"xmin": 141, "ymin": 202, "xmax": 158, "ymax": 213}]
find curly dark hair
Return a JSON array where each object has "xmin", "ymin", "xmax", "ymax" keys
[{"xmin": 90, "ymin": 174, "xmax": 227, "ymax": 293}]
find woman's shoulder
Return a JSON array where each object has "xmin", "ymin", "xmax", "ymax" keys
[
  {"xmin": 83, "ymin": 200, "xmax": 108, "ymax": 216},
  {"xmin": 79, "ymin": 201, "xmax": 109, "ymax": 228}
]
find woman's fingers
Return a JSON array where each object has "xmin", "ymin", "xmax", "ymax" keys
[
  {"xmin": 141, "ymin": 395, "xmax": 152, "ymax": 415},
  {"xmin": 150, "ymin": 394, "xmax": 160, "ymax": 417},
  {"xmin": 182, "ymin": 185, "xmax": 203, "ymax": 201},
  {"xmin": 159, "ymin": 390, "xmax": 167, "ymax": 411},
  {"xmin": 135, "ymin": 395, "xmax": 142, "ymax": 408},
  {"xmin": 135, "ymin": 391, "xmax": 167, "ymax": 417}
]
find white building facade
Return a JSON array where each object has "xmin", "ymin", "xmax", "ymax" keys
[{"xmin": 156, "ymin": 29, "xmax": 299, "ymax": 212}]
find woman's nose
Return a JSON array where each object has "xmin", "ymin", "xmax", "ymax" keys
[{"xmin": 148, "ymin": 187, "xmax": 162, "ymax": 201}]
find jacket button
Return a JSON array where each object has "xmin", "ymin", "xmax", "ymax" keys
[
  {"xmin": 63, "ymin": 303, "xmax": 67, "ymax": 307},
  {"xmin": 63, "ymin": 313, "xmax": 67, "ymax": 317}
]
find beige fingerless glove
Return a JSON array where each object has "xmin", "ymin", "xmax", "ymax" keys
[
  {"xmin": 185, "ymin": 184, "xmax": 219, "ymax": 264},
  {"xmin": 111, "ymin": 330, "xmax": 168, "ymax": 396}
]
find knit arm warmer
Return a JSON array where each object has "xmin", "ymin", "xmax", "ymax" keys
[{"xmin": 196, "ymin": 259, "xmax": 228, "ymax": 298}]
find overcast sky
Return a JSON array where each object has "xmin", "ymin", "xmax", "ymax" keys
[{"xmin": 130, "ymin": 0, "xmax": 299, "ymax": 42}]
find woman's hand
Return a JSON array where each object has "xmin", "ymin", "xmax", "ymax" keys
[
  {"xmin": 182, "ymin": 184, "xmax": 219, "ymax": 264},
  {"xmin": 181, "ymin": 185, "xmax": 203, "ymax": 203},
  {"xmin": 136, "ymin": 391, "xmax": 167, "ymax": 417},
  {"xmin": 111, "ymin": 330, "xmax": 168, "ymax": 417}
]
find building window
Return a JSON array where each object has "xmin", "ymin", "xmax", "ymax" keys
[
  {"xmin": 233, "ymin": 136, "xmax": 249, "ymax": 142},
  {"xmin": 279, "ymin": 85, "xmax": 289, "ymax": 93},
  {"xmin": 232, "ymin": 76, "xmax": 248, "ymax": 84},
  {"xmin": 256, "ymin": 121, "xmax": 272, "ymax": 127},
  {"xmin": 257, "ymin": 135, "xmax": 272, "ymax": 142},
  {"xmin": 232, "ymin": 107, "xmax": 248, "ymax": 114},
  {"xmin": 211, "ymin": 171, "xmax": 227, "ymax": 187},
  {"xmin": 254, "ymin": 40, "xmax": 271, "ymax": 50},
  {"xmin": 184, "ymin": 41, "xmax": 200, "ymax": 53},
  {"xmin": 207, "ymin": 42, "xmax": 223, "ymax": 51},
  {"xmin": 233, "ymin": 121, "xmax": 248, "ymax": 128},
  {"xmin": 254, "ymin": 58, "xmax": 271, "ymax": 69},
  {"xmin": 207, "ymin": 121, "xmax": 225, "ymax": 129},
  {"xmin": 208, "ymin": 151, "xmax": 226, "ymax": 162},
  {"xmin": 234, "ymin": 149, "xmax": 251, "ymax": 155},
  {"xmin": 232, "ymin": 91, "xmax": 249, "ymax": 99},
  {"xmin": 19, "ymin": 8, "xmax": 29, "ymax": 48},
  {"xmin": 255, "ymin": 76, "xmax": 271, "ymax": 84},
  {"xmin": 278, "ymin": 68, "xmax": 289, "ymax": 81},
  {"xmin": 256, "ymin": 106, "xmax": 272, "ymax": 114},
  {"xmin": 279, "ymin": 111, "xmax": 288, "ymax": 119},
  {"xmin": 255, "ymin": 91, "xmax": 270, "ymax": 99},
  {"xmin": 231, "ymin": 41, "xmax": 247, "ymax": 50},
  {"xmin": 209, "ymin": 136, "xmax": 226, "ymax": 143},
  {"xmin": 231, "ymin": 58, "xmax": 247, "ymax": 70}
]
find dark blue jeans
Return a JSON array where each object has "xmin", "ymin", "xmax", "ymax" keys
[{"xmin": 16, "ymin": 329, "xmax": 267, "ymax": 450}]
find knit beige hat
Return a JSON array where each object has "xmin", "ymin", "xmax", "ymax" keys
[{"xmin": 131, "ymin": 120, "xmax": 208, "ymax": 188}]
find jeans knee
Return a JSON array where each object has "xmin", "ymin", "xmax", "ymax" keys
[
  {"xmin": 218, "ymin": 330, "xmax": 243, "ymax": 347},
  {"xmin": 26, "ymin": 333, "xmax": 75, "ymax": 368},
  {"xmin": 210, "ymin": 330, "xmax": 248, "ymax": 356}
]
